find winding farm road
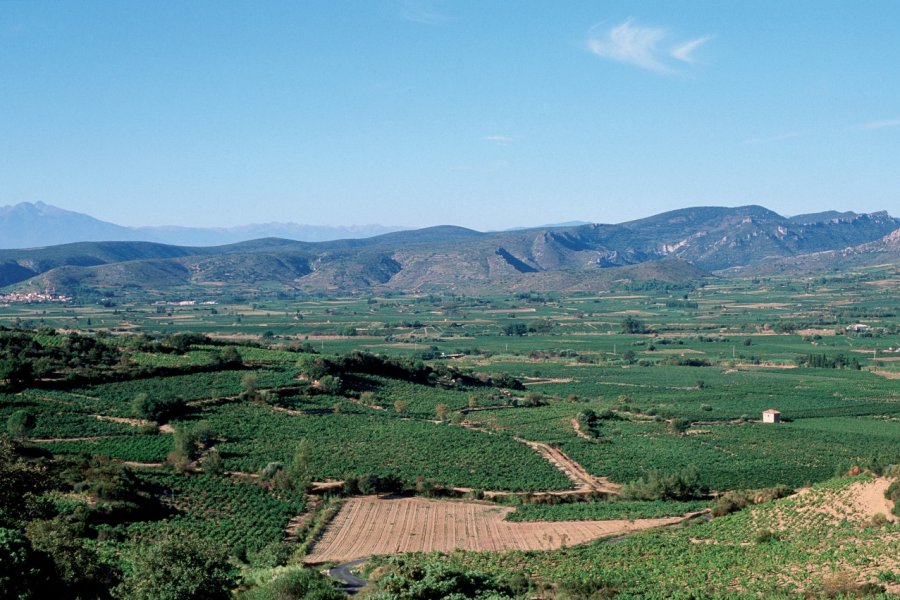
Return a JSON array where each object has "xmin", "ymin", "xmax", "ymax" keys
[{"xmin": 328, "ymin": 559, "xmax": 368, "ymax": 594}]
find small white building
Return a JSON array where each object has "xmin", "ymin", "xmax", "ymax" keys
[{"xmin": 762, "ymin": 409, "xmax": 781, "ymax": 424}]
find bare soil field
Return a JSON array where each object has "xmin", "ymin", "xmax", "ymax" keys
[
  {"xmin": 796, "ymin": 328, "xmax": 837, "ymax": 336},
  {"xmin": 725, "ymin": 302, "xmax": 790, "ymax": 309},
  {"xmin": 303, "ymin": 496, "xmax": 685, "ymax": 563}
]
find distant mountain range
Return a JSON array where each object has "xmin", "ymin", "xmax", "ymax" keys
[
  {"xmin": 0, "ymin": 202, "xmax": 404, "ymax": 248},
  {"xmin": 0, "ymin": 204, "xmax": 897, "ymax": 296}
]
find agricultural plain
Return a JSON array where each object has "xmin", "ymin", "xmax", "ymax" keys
[{"xmin": 2, "ymin": 265, "xmax": 898, "ymax": 598}]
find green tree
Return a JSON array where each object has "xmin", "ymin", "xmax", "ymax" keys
[
  {"xmin": 296, "ymin": 355, "xmax": 328, "ymax": 381},
  {"xmin": 284, "ymin": 439, "xmax": 312, "ymax": 492},
  {"xmin": 237, "ymin": 567, "xmax": 344, "ymax": 600},
  {"xmin": 0, "ymin": 355, "xmax": 33, "ymax": 388},
  {"xmin": 220, "ymin": 347, "xmax": 242, "ymax": 366},
  {"xmin": 116, "ymin": 533, "xmax": 237, "ymax": 600},
  {"xmin": 317, "ymin": 375, "xmax": 342, "ymax": 395},
  {"xmin": 0, "ymin": 527, "xmax": 55, "ymax": 600},
  {"xmin": 202, "ymin": 448, "xmax": 225, "ymax": 477},
  {"xmin": 435, "ymin": 403, "xmax": 449, "ymax": 421},
  {"xmin": 669, "ymin": 418, "xmax": 691, "ymax": 435},
  {"xmin": 621, "ymin": 317, "xmax": 646, "ymax": 334},
  {"xmin": 26, "ymin": 516, "xmax": 119, "ymax": 599},
  {"xmin": 7, "ymin": 410, "xmax": 35, "ymax": 439},
  {"xmin": 524, "ymin": 391, "xmax": 544, "ymax": 406},
  {"xmin": 241, "ymin": 374, "xmax": 259, "ymax": 400},
  {"xmin": 0, "ymin": 438, "xmax": 49, "ymax": 528},
  {"xmin": 131, "ymin": 393, "xmax": 185, "ymax": 424},
  {"xmin": 502, "ymin": 322, "xmax": 528, "ymax": 336}
]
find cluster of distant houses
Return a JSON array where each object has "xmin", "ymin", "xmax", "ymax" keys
[{"xmin": 0, "ymin": 292, "xmax": 72, "ymax": 305}]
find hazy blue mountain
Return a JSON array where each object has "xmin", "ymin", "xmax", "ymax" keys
[
  {"xmin": 0, "ymin": 202, "xmax": 404, "ymax": 249},
  {"xmin": 134, "ymin": 223, "xmax": 406, "ymax": 246},
  {"xmin": 788, "ymin": 211, "xmax": 860, "ymax": 224},
  {"xmin": 0, "ymin": 202, "xmax": 143, "ymax": 247}
]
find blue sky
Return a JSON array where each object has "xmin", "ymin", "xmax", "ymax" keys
[{"xmin": 1, "ymin": 1, "xmax": 898, "ymax": 229}]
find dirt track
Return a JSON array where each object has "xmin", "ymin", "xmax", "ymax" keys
[
  {"xmin": 515, "ymin": 438, "xmax": 620, "ymax": 494},
  {"xmin": 303, "ymin": 496, "xmax": 685, "ymax": 563}
]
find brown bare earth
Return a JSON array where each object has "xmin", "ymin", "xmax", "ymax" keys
[
  {"xmin": 820, "ymin": 477, "xmax": 897, "ymax": 523},
  {"xmin": 271, "ymin": 405, "xmax": 307, "ymax": 416},
  {"xmin": 522, "ymin": 377, "xmax": 575, "ymax": 386},
  {"xmin": 725, "ymin": 302, "xmax": 790, "ymax": 309},
  {"xmin": 93, "ymin": 414, "xmax": 175, "ymax": 434},
  {"xmin": 872, "ymin": 370, "xmax": 900, "ymax": 379},
  {"xmin": 303, "ymin": 496, "xmax": 685, "ymax": 563},
  {"xmin": 796, "ymin": 328, "xmax": 837, "ymax": 337}
]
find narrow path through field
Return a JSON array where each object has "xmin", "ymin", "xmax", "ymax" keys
[
  {"xmin": 271, "ymin": 405, "xmax": 307, "ymax": 416},
  {"xmin": 30, "ymin": 435, "xmax": 114, "ymax": 443},
  {"xmin": 514, "ymin": 437, "xmax": 619, "ymax": 494},
  {"xmin": 92, "ymin": 414, "xmax": 174, "ymax": 433},
  {"xmin": 571, "ymin": 418, "xmax": 592, "ymax": 440},
  {"xmin": 522, "ymin": 377, "xmax": 575, "ymax": 386}
]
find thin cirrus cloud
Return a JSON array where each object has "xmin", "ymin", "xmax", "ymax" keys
[
  {"xmin": 860, "ymin": 118, "xmax": 900, "ymax": 130},
  {"xmin": 400, "ymin": 0, "xmax": 451, "ymax": 25},
  {"xmin": 586, "ymin": 19, "xmax": 711, "ymax": 74},
  {"xmin": 743, "ymin": 131, "xmax": 803, "ymax": 145},
  {"xmin": 483, "ymin": 135, "xmax": 515, "ymax": 145}
]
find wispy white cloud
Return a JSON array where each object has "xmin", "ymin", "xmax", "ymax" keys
[
  {"xmin": 860, "ymin": 118, "xmax": 900, "ymax": 130},
  {"xmin": 587, "ymin": 20, "xmax": 670, "ymax": 72},
  {"xmin": 586, "ymin": 19, "xmax": 711, "ymax": 74},
  {"xmin": 671, "ymin": 35, "xmax": 713, "ymax": 64},
  {"xmin": 483, "ymin": 135, "xmax": 515, "ymax": 145},
  {"xmin": 400, "ymin": 0, "xmax": 450, "ymax": 25},
  {"xmin": 743, "ymin": 131, "xmax": 803, "ymax": 145}
]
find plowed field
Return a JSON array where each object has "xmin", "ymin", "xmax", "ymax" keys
[{"xmin": 303, "ymin": 496, "xmax": 685, "ymax": 563}]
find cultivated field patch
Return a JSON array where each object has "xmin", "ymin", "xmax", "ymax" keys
[{"xmin": 303, "ymin": 496, "xmax": 685, "ymax": 563}]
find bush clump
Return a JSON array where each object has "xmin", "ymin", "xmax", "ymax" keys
[
  {"xmin": 712, "ymin": 485, "xmax": 791, "ymax": 517},
  {"xmin": 238, "ymin": 567, "xmax": 344, "ymax": 600},
  {"xmin": 620, "ymin": 466, "xmax": 707, "ymax": 501}
]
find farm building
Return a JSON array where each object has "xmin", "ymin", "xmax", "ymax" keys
[{"xmin": 762, "ymin": 409, "xmax": 781, "ymax": 424}]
